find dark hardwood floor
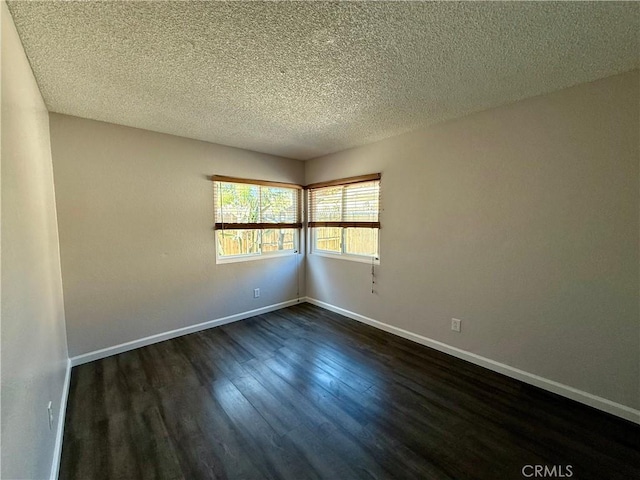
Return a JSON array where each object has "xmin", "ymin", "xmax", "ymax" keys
[{"xmin": 60, "ymin": 303, "xmax": 640, "ymax": 480}]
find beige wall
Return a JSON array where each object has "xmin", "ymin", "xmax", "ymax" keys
[
  {"xmin": 49, "ymin": 114, "xmax": 305, "ymax": 357},
  {"xmin": 1, "ymin": 3, "xmax": 69, "ymax": 479},
  {"xmin": 305, "ymin": 71, "xmax": 639, "ymax": 410}
]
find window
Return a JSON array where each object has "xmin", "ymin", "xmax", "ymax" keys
[
  {"xmin": 308, "ymin": 174, "xmax": 380, "ymax": 262},
  {"xmin": 213, "ymin": 176, "xmax": 302, "ymax": 262}
]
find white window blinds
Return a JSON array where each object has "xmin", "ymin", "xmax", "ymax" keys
[
  {"xmin": 212, "ymin": 176, "xmax": 302, "ymax": 230},
  {"xmin": 307, "ymin": 174, "xmax": 381, "ymax": 229}
]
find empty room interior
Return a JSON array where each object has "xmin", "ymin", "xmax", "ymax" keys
[{"xmin": 2, "ymin": 1, "xmax": 639, "ymax": 479}]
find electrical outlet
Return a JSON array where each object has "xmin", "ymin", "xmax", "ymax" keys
[
  {"xmin": 254, "ymin": 288, "xmax": 260, "ymax": 298},
  {"xmin": 47, "ymin": 401, "xmax": 53, "ymax": 430},
  {"xmin": 451, "ymin": 318, "xmax": 462, "ymax": 333}
]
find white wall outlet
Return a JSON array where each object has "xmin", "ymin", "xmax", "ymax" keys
[
  {"xmin": 47, "ymin": 401, "xmax": 53, "ymax": 430},
  {"xmin": 451, "ymin": 318, "xmax": 462, "ymax": 333},
  {"xmin": 254, "ymin": 288, "xmax": 260, "ymax": 298}
]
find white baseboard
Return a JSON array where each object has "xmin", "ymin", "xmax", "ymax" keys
[
  {"xmin": 70, "ymin": 298, "xmax": 303, "ymax": 366},
  {"xmin": 304, "ymin": 297, "xmax": 640, "ymax": 425},
  {"xmin": 50, "ymin": 358, "xmax": 71, "ymax": 480},
  {"xmin": 66, "ymin": 295, "xmax": 639, "ymax": 424}
]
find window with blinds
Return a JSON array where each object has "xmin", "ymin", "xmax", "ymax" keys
[
  {"xmin": 212, "ymin": 176, "xmax": 302, "ymax": 261},
  {"xmin": 307, "ymin": 174, "xmax": 380, "ymax": 261}
]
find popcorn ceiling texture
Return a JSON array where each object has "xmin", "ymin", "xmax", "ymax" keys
[{"xmin": 7, "ymin": 1, "xmax": 639, "ymax": 160}]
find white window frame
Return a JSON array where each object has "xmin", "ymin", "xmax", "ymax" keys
[
  {"xmin": 216, "ymin": 229, "xmax": 300, "ymax": 264},
  {"xmin": 213, "ymin": 176, "xmax": 302, "ymax": 264},
  {"xmin": 310, "ymin": 227, "xmax": 380, "ymax": 265},
  {"xmin": 307, "ymin": 174, "xmax": 381, "ymax": 264}
]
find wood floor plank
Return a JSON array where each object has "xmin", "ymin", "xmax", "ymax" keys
[
  {"xmin": 209, "ymin": 376, "xmax": 318, "ymax": 480},
  {"xmin": 155, "ymin": 384, "xmax": 268, "ymax": 480},
  {"xmin": 59, "ymin": 304, "xmax": 640, "ymax": 480},
  {"xmin": 229, "ymin": 373, "xmax": 308, "ymax": 436}
]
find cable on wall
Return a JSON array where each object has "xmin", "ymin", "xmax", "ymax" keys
[
  {"xmin": 295, "ymin": 246, "xmax": 300, "ymax": 302},
  {"xmin": 371, "ymin": 173, "xmax": 381, "ymax": 295},
  {"xmin": 370, "ymin": 254, "xmax": 380, "ymax": 294}
]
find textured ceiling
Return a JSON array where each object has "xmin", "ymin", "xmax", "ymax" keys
[{"xmin": 7, "ymin": 1, "xmax": 639, "ymax": 160}]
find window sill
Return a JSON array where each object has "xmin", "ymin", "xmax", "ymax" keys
[
  {"xmin": 310, "ymin": 251, "xmax": 380, "ymax": 265},
  {"xmin": 216, "ymin": 250, "xmax": 299, "ymax": 265}
]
